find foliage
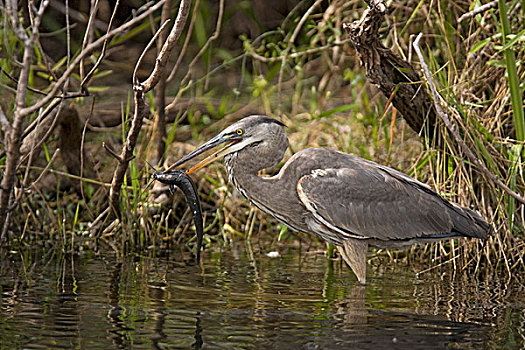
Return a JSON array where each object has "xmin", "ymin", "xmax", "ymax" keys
[{"xmin": 0, "ymin": 0, "xmax": 523, "ymax": 275}]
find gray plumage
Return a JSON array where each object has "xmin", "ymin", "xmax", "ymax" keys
[{"xmin": 178, "ymin": 115, "xmax": 491, "ymax": 283}]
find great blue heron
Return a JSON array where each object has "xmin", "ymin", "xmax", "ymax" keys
[{"xmin": 170, "ymin": 115, "xmax": 490, "ymax": 283}]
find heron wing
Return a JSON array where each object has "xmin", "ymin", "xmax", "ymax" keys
[{"xmin": 296, "ymin": 166, "xmax": 454, "ymax": 242}]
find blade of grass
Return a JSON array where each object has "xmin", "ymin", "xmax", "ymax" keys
[
  {"xmin": 400, "ymin": 0, "xmax": 425, "ymax": 37},
  {"xmin": 498, "ymin": 0, "xmax": 525, "ymax": 145},
  {"xmin": 507, "ymin": 144, "xmax": 522, "ymax": 233}
]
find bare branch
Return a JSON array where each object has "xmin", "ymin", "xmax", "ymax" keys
[
  {"xmin": 165, "ymin": 0, "xmax": 224, "ymax": 112},
  {"xmin": 5, "ymin": 0, "xmax": 28, "ymax": 41},
  {"xmin": 184, "ymin": 0, "xmax": 224, "ymax": 79},
  {"xmin": 151, "ymin": 0, "xmax": 173, "ymax": 165},
  {"xmin": 103, "ymin": 141, "xmax": 123, "ymax": 161},
  {"xmin": 1, "ymin": 67, "xmax": 48, "ymax": 95},
  {"xmin": 28, "ymin": 148, "xmax": 60, "ymax": 190},
  {"xmin": 0, "ymin": 0, "xmax": 50, "ymax": 233},
  {"xmin": 166, "ymin": 0, "xmax": 201, "ymax": 82},
  {"xmin": 413, "ymin": 32, "xmax": 525, "ymax": 205},
  {"xmin": 133, "ymin": 19, "xmax": 172, "ymax": 86},
  {"xmin": 141, "ymin": 0, "xmax": 191, "ymax": 92},
  {"xmin": 108, "ymin": 0, "xmax": 192, "ymax": 217},
  {"xmin": 19, "ymin": 0, "xmax": 166, "ymax": 117},
  {"xmin": 80, "ymin": 0, "xmax": 100, "ymax": 80},
  {"xmin": 81, "ymin": 0, "xmax": 120, "ymax": 90},
  {"xmin": 458, "ymin": 1, "xmax": 498, "ymax": 23}
]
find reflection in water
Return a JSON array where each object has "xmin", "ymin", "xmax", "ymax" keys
[
  {"xmin": 107, "ymin": 262, "xmax": 131, "ymax": 349},
  {"xmin": 192, "ymin": 314, "xmax": 203, "ymax": 349},
  {"xmin": 0, "ymin": 244, "xmax": 523, "ymax": 348}
]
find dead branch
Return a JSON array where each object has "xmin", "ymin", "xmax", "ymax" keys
[
  {"xmin": 103, "ymin": 142, "xmax": 123, "ymax": 161},
  {"xmin": 166, "ymin": 0, "xmax": 201, "ymax": 82},
  {"xmin": 140, "ymin": 0, "xmax": 191, "ymax": 92},
  {"xmin": 458, "ymin": 1, "xmax": 498, "ymax": 23},
  {"xmin": 150, "ymin": 0, "xmax": 173, "ymax": 166},
  {"xmin": 343, "ymin": 0, "xmax": 437, "ymax": 139},
  {"xmin": 108, "ymin": 0, "xmax": 192, "ymax": 217},
  {"xmin": 80, "ymin": 0, "xmax": 121, "ymax": 91},
  {"xmin": 29, "ymin": 148, "xmax": 60, "ymax": 190},
  {"xmin": 0, "ymin": 0, "xmax": 166, "ymax": 235},
  {"xmin": 165, "ymin": 0, "xmax": 224, "ymax": 114},
  {"xmin": 80, "ymin": 0, "xmax": 101, "ymax": 80},
  {"xmin": 413, "ymin": 33, "xmax": 525, "ymax": 206},
  {"xmin": 0, "ymin": 0, "xmax": 50, "ymax": 236},
  {"xmin": 19, "ymin": 0, "xmax": 166, "ymax": 118}
]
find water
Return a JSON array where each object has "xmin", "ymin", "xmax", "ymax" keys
[{"xmin": 1, "ymin": 243, "xmax": 523, "ymax": 349}]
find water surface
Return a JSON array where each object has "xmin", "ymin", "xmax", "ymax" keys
[{"xmin": 1, "ymin": 243, "xmax": 523, "ymax": 349}]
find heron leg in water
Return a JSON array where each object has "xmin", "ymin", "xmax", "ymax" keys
[{"xmin": 337, "ymin": 239, "xmax": 368, "ymax": 284}]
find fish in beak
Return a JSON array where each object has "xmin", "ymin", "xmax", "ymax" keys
[
  {"xmin": 152, "ymin": 130, "xmax": 244, "ymax": 264},
  {"xmin": 166, "ymin": 131, "xmax": 244, "ymax": 174}
]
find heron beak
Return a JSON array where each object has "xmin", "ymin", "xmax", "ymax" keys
[{"xmin": 167, "ymin": 134, "xmax": 242, "ymax": 174}]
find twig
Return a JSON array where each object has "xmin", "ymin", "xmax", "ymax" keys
[
  {"xmin": 89, "ymin": 206, "xmax": 111, "ymax": 237},
  {"xmin": 0, "ymin": 0, "xmax": 50, "ymax": 234},
  {"xmin": 183, "ymin": 0, "xmax": 224, "ymax": 79},
  {"xmin": 28, "ymin": 148, "xmax": 60, "ymax": 190},
  {"xmin": 19, "ymin": 0, "xmax": 166, "ymax": 118},
  {"xmin": 103, "ymin": 142, "xmax": 122, "ymax": 161},
  {"xmin": 150, "ymin": 0, "xmax": 173, "ymax": 165},
  {"xmin": 458, "ymin": 1, "xmax": 498, "ymax": 23},
  {"xmin": 80, "ymin": 0, "xmax": 120, "ymax": 91},
  {"xmin": 5, "ymin": 0, "xmax": 29, "ymax": 41},
  {"xmin": 65, "ymin": 0, "xmax": 71, "ymax": 78},
  {"xmin": 166, "ymin": 0, "xmax": 201, "ymax": 82},
  {"xmin": 80, "ymin": 0, "xmax": 100, "ymax": 80},
  {"xmin": 80, "ymin": 97, "xmax": 96, "ymax": 218},
  {"xmin": 165, "ymin": 0, "xmax": 224, "ymax": 113},
  {"xmin": 108, "ymin": 0, "xmax": 191, "ymax": 217},
  {"xmin": 277, "ymin": 0, "xmax": 324, "ymax": 111},
  {"xmin": 21, "ymin": 105, "xmax": 60, "ymax": 174},
  {"xmin": 133, "ymin": 19, "xmax": 172, "ymax": 85},
  {"xmin": 0, "ymin": 67, "xmax": 47, "ymax": 95},
  {"xmin": 9, "ymin": 165, "xmax": 112, "ymax": 187},
  {"xmin": 141, "ymin": 0, "xmax": 191, "ymax": 92},
  {"xmin": 19, "ymin": 105, "xmax": 63, "ymax": 165},
  {"xmin": 413, "ymin": 32, "xmax": 525, "ymax": 205}
]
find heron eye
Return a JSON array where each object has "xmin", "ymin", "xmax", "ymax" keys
[{"xmin": 235, "ymin": 129, "xmax": 243, "ymax": 136}]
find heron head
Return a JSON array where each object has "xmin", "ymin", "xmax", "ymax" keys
[{"xmin": 169, "ymin": 115, "xmax": 286, "ymax": 174}]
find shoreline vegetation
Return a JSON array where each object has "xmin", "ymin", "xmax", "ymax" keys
[{"xmin": 0, "ymin": 0, "xmax": 523, "ymax": 276}]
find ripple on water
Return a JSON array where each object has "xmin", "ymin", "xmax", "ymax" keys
[{"xmin": 0, "ymin": 247, "xmax": 522, "ymax": 349}]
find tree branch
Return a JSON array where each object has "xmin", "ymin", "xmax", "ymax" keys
[
  {"xmin": 19, "ymin": 0, "xmax": 166, "ymax": 117},
  {"xmin": 108, "ymin": 0, "xmax": 192, "ymax": 217},
  {"xmin": 0, "ymin": 0, "xmax": 50, "ymax": 236},
  {"xmin": 343, "ymin": 0, "xmax": 437, "ymax": 140},
  {"xmin": 141, "ymin": 0, "xmax": 191, "ymax": 92}
]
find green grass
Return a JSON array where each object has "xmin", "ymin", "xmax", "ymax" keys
[{"xmin": 1, "ymin": 0, "xmax": 523, "ymax": 273}]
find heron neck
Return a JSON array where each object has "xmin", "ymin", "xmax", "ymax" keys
[{"xmin": 224, "ymin": 134, "xmax": 299, "ymax": 227}]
